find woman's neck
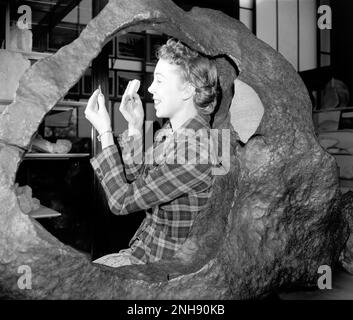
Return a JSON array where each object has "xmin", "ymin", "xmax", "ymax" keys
[{"xmin": 169, "ymin": 105, "xmax": 198, "ymax": 132}]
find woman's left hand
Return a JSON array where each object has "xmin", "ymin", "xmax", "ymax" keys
[{"xmin": 84, "ymin": 88, "xmax": 112, "ymax": 134}]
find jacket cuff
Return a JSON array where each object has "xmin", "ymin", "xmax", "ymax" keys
[
  {"xmin": 118, "ymin": 129, "xmax": 142, "ymax": 149},
  {"xmin": 90, "ymin": 144, "xmax": 122, "ymax": 181}
]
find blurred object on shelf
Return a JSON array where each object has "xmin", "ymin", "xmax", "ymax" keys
[
  {"xmin": 30, "ymin": 134, "xmax": 72, "ymax": 154},
  {"xmin": 322, "ymin": 78, "xmax": 350, "ymax": 110},
  {"xmin": 313, "ymin": 110, "xmax": 340, "ymax": 132},
  {"xmin": 318, "ymin": 131, "xmax": 353, "ymax": 155},
  {"xmin": 299, "ymin": 66, "xmax": 332, "ymax": 109},
  {"xmin": 14, "ymin": 183, "xmax": 40, "ymax": 214},
  {"xmin": 319, "ymin": 119, "xmax": 339, "ymax": 131},
  {"xmin": 8, "ymin": 24, "xmax": 32, "ymax": 52},
  {"xmin": 44, "ymin": 107, "xmax": 77, "ymax": 139},
  {"xmin": 318, "ymin": 137, "xmax": 338, "ymax": 149}
]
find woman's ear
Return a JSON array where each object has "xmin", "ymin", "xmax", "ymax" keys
[
  {"xmin": 229, "ymin": 79, "xmax": 264, "ymax": 143},
  {"xmin": 182, "ymin": 82, "xmax": 196, "ymax": 101}
]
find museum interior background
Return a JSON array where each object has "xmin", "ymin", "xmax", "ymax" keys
[{"xmin": 1, "ymin": 0, "xmax": 352, "ymax": 261}]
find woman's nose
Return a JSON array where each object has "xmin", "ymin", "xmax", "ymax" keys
[{"xmin": 148, "ymin": 81, "xmax": 154, "ymax": 94}]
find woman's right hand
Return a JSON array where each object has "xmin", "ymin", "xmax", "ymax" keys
[{"xmin": 119, "ymin": 81, "xmax": 144, "ymax": 134}]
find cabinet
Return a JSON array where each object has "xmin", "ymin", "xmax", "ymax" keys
[{"xmin": 313, "ymin": 106, "xmax": 353, "ymax": 193}]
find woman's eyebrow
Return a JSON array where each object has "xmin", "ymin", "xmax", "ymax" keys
[{"xmin": 154, "ymin": 72, "xmax": 165, "ymax": 78}]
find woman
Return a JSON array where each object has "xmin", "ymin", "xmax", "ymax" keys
[{"xmin": 85, "ymin": 38, "xmax": 218, "ymax": 267}]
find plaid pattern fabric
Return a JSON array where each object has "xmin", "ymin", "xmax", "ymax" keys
[{"xmin": 90, "ymin": 114, "xmax": 216, "ymax": 264}]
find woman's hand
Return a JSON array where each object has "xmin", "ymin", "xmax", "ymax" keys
[
  {"xmin": 119, "ymin": 81, "xmax": 144, "ymax": 134},
  {"xmin": 84, "ymin": 88, "xmax": 112, "ymax": 135}
]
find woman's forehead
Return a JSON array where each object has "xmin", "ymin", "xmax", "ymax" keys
[{"xmin": 154, "ymin": 59, "xmax": 182, "ymax": 77}]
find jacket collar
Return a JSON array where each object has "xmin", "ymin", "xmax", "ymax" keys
[{"xmin": 155, "ymin": 113, "xmax": 210, "ymax": 142}]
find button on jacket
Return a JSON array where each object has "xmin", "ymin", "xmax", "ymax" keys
[{"xmin": 90, "ymin": 114, "xmax": 217, "ymax": 264}]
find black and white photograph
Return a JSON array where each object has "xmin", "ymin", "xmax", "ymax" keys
[
  {"xmin": 117, "ymin": 32, "xmax": 145, "ymax": 60},
  {"xmin": 2, "ymin": 0, "xmax": 353, "ymax": 310}
]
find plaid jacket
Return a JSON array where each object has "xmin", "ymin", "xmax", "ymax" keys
[{"xmin": 90, "ymin": 114, "xmax": 216, "ymax": 264}]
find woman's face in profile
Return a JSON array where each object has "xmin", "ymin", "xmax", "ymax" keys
[{"xmin": 148, "ymin": 59, "xmax": 187, "ymax": 119}]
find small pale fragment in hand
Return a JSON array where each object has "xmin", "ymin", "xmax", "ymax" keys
[{"xmin": 127, "ymin": 79, "xmax": 140, "ymax": 96}]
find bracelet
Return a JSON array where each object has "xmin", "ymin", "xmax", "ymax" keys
[{"xmin": 97, "ymin": 130, "xmax": 113, "ymax": 141}]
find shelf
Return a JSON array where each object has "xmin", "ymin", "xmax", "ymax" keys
[
  {"xmin": 5, "ymin": 49, "xmax": 53, "ymax": 60},
  {"xmin": 313, "ymin": 106, "xmax": 353, "ymax": 113},
  {"xmin": 27, "ymin": 205, "xmax": 61, "ymax": 219},
  {"xmin": 317, "ymin": 130, "xmax": 353, "ymax": 134},
  {"xmin": 56, "ymin": 100, "xmax": 88, "ymax": 107},
  {"xmin": 0, "ymin": 99, "xmax": 87, "ymax": 108},
  {"xmin": 24, "ymin": 153, "xmax": 90, "ymax": 160}
]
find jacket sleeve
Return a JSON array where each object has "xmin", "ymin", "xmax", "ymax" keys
[
  {"xmin": 116, "ymin": 129, "xmax": 144, "ymax": 181},
  {"xmin": 90, "ymin": 141, "xmax": 212, "ymax": 216}
]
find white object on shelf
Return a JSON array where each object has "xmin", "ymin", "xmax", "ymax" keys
[
  {"xmin": 318, "ymin": 131, "xmax": 353, "ymax": 154},
  {"xmin": 318, "ymin": 137, "xmax": 338, "ymax": 149}
]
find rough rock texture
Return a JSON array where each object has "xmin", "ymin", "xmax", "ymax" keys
[
  {"xmin": 0, "ymin": 0, "xmax": 349, "ymax": 299},
  {"xmin": 0, "ymin": 50, "xmax": 30, "ymax": 102},
  {"xmin": 339, "ymin": 191, "xmax": 353, "ymax": 274}
]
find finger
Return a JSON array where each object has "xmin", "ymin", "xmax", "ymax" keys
[
  {"xmin": 131, "ymin": 92, "xmax": 141, "ymax": 102},
  {"xmin": 85, "ymin": 89, "xmax": 100, "ymax": 113},
  {"xmin": 120, "ymin": 93, "xmax": 133, "ymax": 114},
  {"xmin": 125, "ymin": 81, "xmax": 132, "ymax": 95},
  {"xmin": 97, "ymin": 92, "xmax": 105, "ymax": 109},
  {"xmin": 89, "ymin": 88, "xmax": 100, "ymax": 103},
  {"xmin": 121, "ymin": 81, "xmax": 132, "ymax": 106},
  {"xmin": 120, "ymin": 92, "xmax": 129, "ymax": 109}
]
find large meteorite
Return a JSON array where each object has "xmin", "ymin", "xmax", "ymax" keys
[{"xmin": 0, "ymin": 0, "xmax": 348, "ymax": 299}]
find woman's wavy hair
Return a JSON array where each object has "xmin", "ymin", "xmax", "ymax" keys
[{"xmin": 157, "ymin": 38, "xmax": 218, "ymax": 115}]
